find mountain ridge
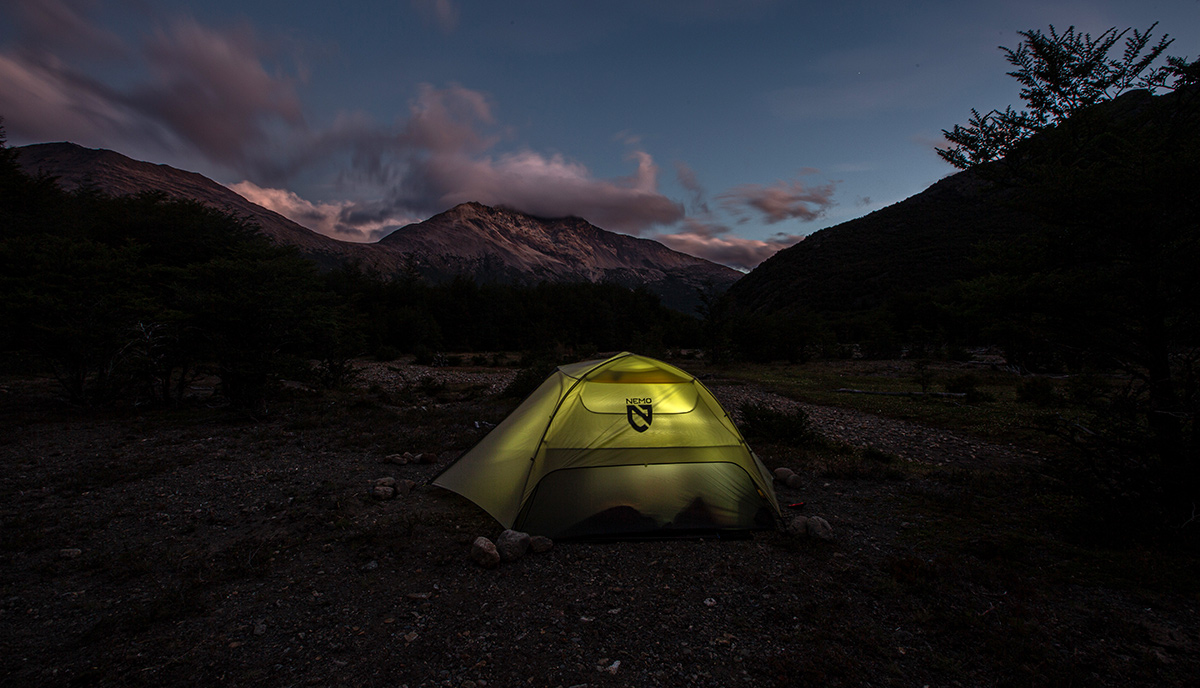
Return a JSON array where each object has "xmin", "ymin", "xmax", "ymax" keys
[{"xmin": 14, "ymin": 142, "xmax": 738, "ymax": 311}]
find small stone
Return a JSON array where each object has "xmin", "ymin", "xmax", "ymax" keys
[
  {"xmin": 496, "ymin": 529, "xmax": 531, "ymax": 562},
  {"xmin": 785, "ymin": 474, "xmax": 804, "ymax": 489},
  {"xmin": 395, "ymin": 479, "xmax": 417, "ymax": 497},
  {"xmin": 529, "ymin": 535, "xmax": 554, "ymax": 553},
  {"xmin": 419, "ymin": 452, "xmax": 439, "ymax": 464},
  {"xmin": 807, "ymin": 516, "xmax": 834, "ymax": 541},
  {"xmin": 254, "ymin": 622, "xmax": 267, "ymax": 635},
  {"xmin": 469, "ymin": 537, "xmax": 500, "ymax": 568},
  {"xmin": 361, "ymin": 560, "xmax": 379, "ymax": 571},
  {"xmin": 783, "ymin": 515, "xmax": 808, "ymax": 537},
  {"xmin": 773, "ymin": 467, "xmax": 795, "ymax": 482},
  {"xmin": 59, "ymin": 548, "xmax": 82, "ymax": 559},
  {"xmin": 372, "ymin": 485, "xmax": 396, "ymax": 500},
  {"xmin": 383, "ymin": 454, "xmax": 407, "ymax": 465},
  {"xmin": 374, "ymin": 477, "xmax": 397, "ymax": 487}
]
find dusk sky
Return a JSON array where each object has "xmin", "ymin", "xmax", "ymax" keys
[{"xmin": 1, "ymin": 0, "xmax": 1196, "ymax": 270}]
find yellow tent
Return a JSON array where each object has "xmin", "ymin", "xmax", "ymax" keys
[{"xmin": 433, "ymin": 352, "xmax": 780, "ymax": 539}]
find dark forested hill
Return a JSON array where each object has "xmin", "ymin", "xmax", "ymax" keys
[{"xmin": 726, "ymin": 167, "xmax": 1036, "ymax": 316}]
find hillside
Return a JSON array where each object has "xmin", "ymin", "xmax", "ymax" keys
[
  {"xmin": 728, "ymin": 168, "xmax": 1034, "ymax": 315},
  {"xmin": 14, "ymin": 143, "xmax": 738, "ymax": 311}
]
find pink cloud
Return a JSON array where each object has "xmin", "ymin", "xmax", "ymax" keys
[
  {"xmin": 409, "ymin": 147, "xmax": 684, "ymax": 233},
  {"xmin": 719, "ymin": 177, "xmax": 836, "ymax": 223},
  {"xmin": 0, "ymin": 52, "xmax": 151, "ymax": 145},
  {"xmin": 657, "ymin": 228, "xmax": 804, "ymax": 271},
  {"xmin": 6, "ymin": 0, "xmax": 127, "ymax": 58},
  {"xmin": 134, "ymin": 18, "xmax": 304, "ymax": 167},
  {"xmin": 228, "ymin": 181, "xmax": 419, "ymax": 242},
  {"xmin": 0, "ymin": 8, "xmax": 305, "ymax": 174}
]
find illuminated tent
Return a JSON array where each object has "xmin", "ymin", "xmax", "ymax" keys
[{"xmin": 433, "ymin": 352, "xmax": 780, "ymax": 539}]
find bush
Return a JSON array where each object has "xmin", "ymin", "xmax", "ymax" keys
[
  {"xmin": 738, "ymin": 403, "xmax": 818, "ymax": 444},
  {"xmin": 1017, "ymin": 376, "xmax": 1061, "ymax": 407},
  {"xmin": 502, "ymin": 361, "xmax": 558, "ymax": 399},
  {"xmin": 944, "ymin": 374, "xmax": 994, "ymax": 403}
]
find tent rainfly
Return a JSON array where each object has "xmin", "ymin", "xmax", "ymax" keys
[{"xmin": 433, "ymin": 352, "xmax": 780, "ymax": 539}]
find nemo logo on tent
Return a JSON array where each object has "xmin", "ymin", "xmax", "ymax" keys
[{"xmin": 626, "ymin": 400, "xmax": 653, "ymax": 432}]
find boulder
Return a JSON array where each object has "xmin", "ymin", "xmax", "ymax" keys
[
  {"xmin": 783, "ymin": 515, "xmax": 809, "ymax": 537},
  {"xmin": 469, "ymin": 537, "xmax": 500, "ymax": 568},
  {"xmin": 496, "ymin": 529, "xmax": 531, "ymax": 562},
  {"xmin": 807, "ymin": 516, "xmax": 834, "ymax": 541}
]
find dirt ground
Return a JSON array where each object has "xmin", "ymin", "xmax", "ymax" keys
[{"xmin": 1, "ymin": 360, "xmax": 1197, "ymax": 687}]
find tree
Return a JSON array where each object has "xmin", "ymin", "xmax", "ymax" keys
[
  {"xmin": 940, "ymin": 23, "xmax": 1200, "ymax": 532},
  {"xmin": 937, "ymin": 24, "xmax": 1176, "ymax": 169}
]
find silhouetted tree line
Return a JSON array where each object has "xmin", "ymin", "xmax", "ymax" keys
[{"xmin": 0, "ymin": 127, "xmax": 700, "ymax": 408}]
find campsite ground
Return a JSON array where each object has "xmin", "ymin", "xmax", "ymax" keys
[{"xmin": 1, "ymin": 357, "xmax": 1198, "ymax": 687}]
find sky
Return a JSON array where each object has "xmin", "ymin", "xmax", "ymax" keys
[{"xmin": 1, "ymin": 0, "xmax": 1196, "ymax": 271}]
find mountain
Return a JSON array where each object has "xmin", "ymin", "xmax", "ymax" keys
[
  {"xmin": 14, "ymin": 142, "xmax": 738, "ymax": 311},
  {"xmin": 728, "ymin": 87, "xmax": 1199, "ymax": 320},
  {"xmin": 13, "ymin": 142, "xmax": 391, "ymax": 272},
  {"xmin": 726, "ymin": 168, "xmax": 1036, "ymax": 315},
  {"xmin": 379, "ymin": 202, "xmax": 739, "ymax": 310}
]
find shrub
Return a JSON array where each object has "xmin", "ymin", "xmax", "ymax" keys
[
  {"xmin": 1016, "ymin": 376, "xmax": 1061, "ymax": 407},
  {"xmin": 738, "ymin": 403, "xmax": 818, "ymax": 445},
  {"xmin": 944, "ymin": 374, "xmax": 994, "ymax": 402}
]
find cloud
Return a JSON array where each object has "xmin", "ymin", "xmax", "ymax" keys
[
  {"xmin": 229, "ymin": 180, "xmax": 419, "ymax": 242},
  {"xmin": 657, "ymin": 223, "xmax": 803, "ymax": 271},
  {"xmin": 0, "ymin": 7, "xmax": 305, "ymax": 173},
  {"xmin": 6, "ymin": 0, "xmax": 127, "ymax": 58},
  {"xmin": 411, "ymin": 0, "xmax": 460, "ymax": 33},
  {"xmin": 675, "ymin": 161, "xmax": 710, "ymax": 215},
  {"xmin": 719, "ymin": 176, "xmax": 836, "ymax": 223},
  {"xmin": 133, "ymin": 18, "xmax": 304, "ymax": 167},
  {"xmin": 401, "ymin": 146, "xmax": 684, "ymax": 233},
  {"xmin": 0, "ymin": 52, "xmax": 154, "ymax": 145}
]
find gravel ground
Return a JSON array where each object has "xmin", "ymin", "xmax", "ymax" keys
[{"xmin": 1, "ymin": 361, "xmax": 1196, "ymax": 687}]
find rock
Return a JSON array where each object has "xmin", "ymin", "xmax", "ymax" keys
[
  {"xmin": 785, "ymin": 474, "xmax": 804, "ymax": 489},
  {"xmin": 395, "ymin": 479, "xmax": 417, "ymax": 497},
  {"xmin": 59, "ymin": 548, "xmax": 82, "ymax": 559},
  {"xmin": 372, "ymin": 485, "xmax": 396, "ymax": 500},
  {"xmin": 782, "ymin": 515, "xmax": 808, "ymax": 537},
  {"xmin": 773, "ymin": 467, "xmax": 795, "ymax": 482},
  {"xmin": 496, "ymin": 529, "xmax": 531, "ymax": 562},
  {"xmin": 529, "ymin": 535, "xmax": 554, "ymax": 553},
  {"xmin": 419, "ymin": 452, "xmax": 439, "ymax": 464},
  {"xmin": 383, "ymin": 454, "xmax": 407, "ymax": 465},
  {"xmin": 469, "ymin": 537, "xmax": 500, "ymax": 568},
  {"xmin": 374, "ymin": 477, "xmax": 397, "ymax": 487},
  {"xmin": 807, "ymin": 516, "xmax": 834, "ymax": 541}
]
